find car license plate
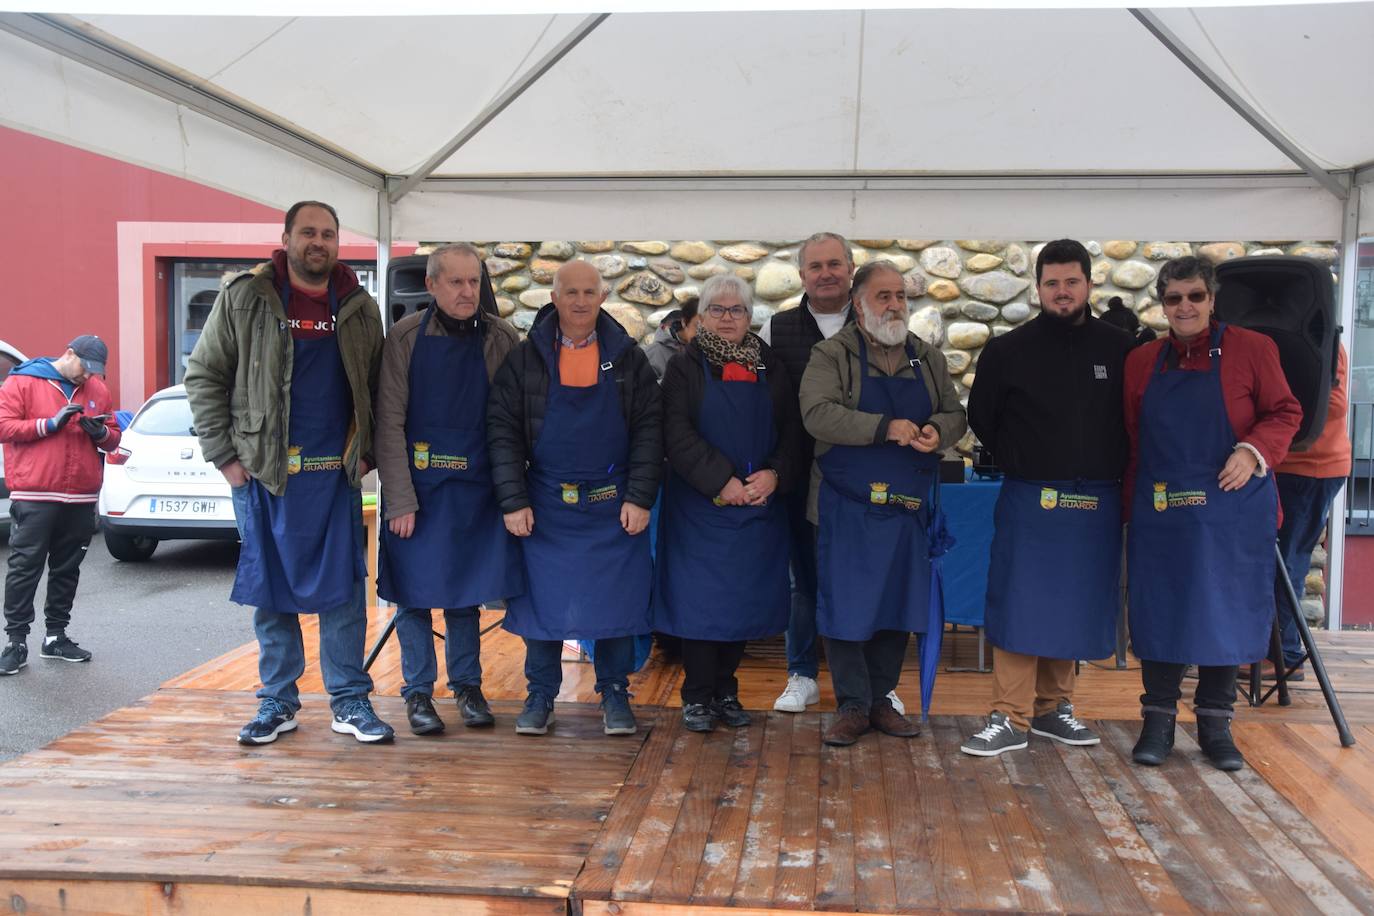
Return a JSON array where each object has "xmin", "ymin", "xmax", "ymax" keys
[{"xmin": 148, "ymin": 498, "xmax": 219, "ymax": 515}]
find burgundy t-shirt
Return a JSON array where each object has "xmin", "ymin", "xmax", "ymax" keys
[{"xmin": 285, "ymin": 285, "xmax": 336, "ymax": 341}]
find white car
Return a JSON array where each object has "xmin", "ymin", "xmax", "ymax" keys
[
  {"xmin": 0, "ymin": 339, "xmax": 29, "ymax": 541},
  {"xmin": 98, "ymin": 385, "xmax": 238, "ymax": 561}
]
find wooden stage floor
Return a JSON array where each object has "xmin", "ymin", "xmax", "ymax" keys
[{"xmin": 2, "ymin": 611, "xmax": 1374, "ymax": 915}]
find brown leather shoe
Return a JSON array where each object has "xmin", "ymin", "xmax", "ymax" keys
[
  {"xmin": 823, "ymin": 708, "xmax": 871, "ymax": 746},
  {"xmin": 870, "ymin": 698, "xmax": 920, "ymax": 738}
]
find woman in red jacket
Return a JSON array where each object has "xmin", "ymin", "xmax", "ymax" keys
[{"xmin": 1124, "ymin": 257, "xmax": 1301, "ymax": 772}]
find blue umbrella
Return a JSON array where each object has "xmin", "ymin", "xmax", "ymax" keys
[{"xmin": 921, "ymin": 485, "xmax": 956, "ymax": 722}]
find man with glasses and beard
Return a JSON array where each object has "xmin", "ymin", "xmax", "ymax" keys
[
  {"xmin": 799, "ymin": 260, "xmax": 966, "ymax": 747},
  {"xmin": 960, "ymin": 239, "xmax": 1133, "ymax": 757}
]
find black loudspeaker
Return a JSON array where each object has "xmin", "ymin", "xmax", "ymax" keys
[
  {"xmin": 1214, "ymin": 255, "xmax": 1339, "ymax": 450},
  {"xmin": 384, "ymin": 252, "xmax": 499, "ymax": 327}
]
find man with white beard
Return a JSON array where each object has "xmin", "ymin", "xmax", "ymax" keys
[{"xmin": 799, "ymin": 260, "xmax": 967, "ymax": 746}]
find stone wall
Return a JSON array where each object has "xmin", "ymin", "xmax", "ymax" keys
[{"xmin": 426, "ymin": 237, "xmax": 1338, "ymax": 402}]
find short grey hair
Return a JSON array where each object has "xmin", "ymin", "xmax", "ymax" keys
[
  {"xmin": 698, "ymin": 274, "xmax": 753, "ymax": 316},
  {"xmin": 851, "ymin": 259, "xmax": 904, "ymax": 308},
  {"xmin": 1155, "ymin": 255, "xmax": 1219, "ymax": 300},
  {"xmin": 796, "ymin": 231, "xmax": 854, "ymax": 270},
  {"xmin": 426, "ymin": 243, "xmax": 484, "ymax": 280}
]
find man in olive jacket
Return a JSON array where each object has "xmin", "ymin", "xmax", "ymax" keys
[
  {"xmin": 800, "ymin": 260, "xmax": 968, "ymax": 746},
  {"xmin": 185, "ymin": 200, "xmax": 391, "ymax": 747}
]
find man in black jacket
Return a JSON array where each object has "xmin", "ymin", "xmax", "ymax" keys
[
  {"xmin": 487, "ymin": 260, "xmax": 662, "ymax": 737},
  {"xmin": 961, "ymin": 239, "xmax": 1132, "ymax": 757},
  {"xmin": 758, "ymin": 232, "xmax": 859, "ymax": 714}
]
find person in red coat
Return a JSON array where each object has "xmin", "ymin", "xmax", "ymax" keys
[
  {"xmin": 1123, "ymin": 257, "xmax": 1301, "ymax": 771},
  {"xmin": 0, "ymin": 335, "xmax": 121, "ymax": 675}
]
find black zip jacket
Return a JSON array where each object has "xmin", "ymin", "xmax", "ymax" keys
[
  {"xmin": 487, "ymin": 303, "xmax": 663, "ymax": 513},
  {"xmin": 967, "ymin": 313, "xmax": 1132, "ymax": 481}
]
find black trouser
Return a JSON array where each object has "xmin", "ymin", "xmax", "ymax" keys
[
  {"xmin": 825, "ymin": 630, "xmax": 910, "ymax": 714},
  {"xmin": 4, "ymin": 500, "xmax": 97, "ymax": 642},
  {"xmin": 680, "ymin": 638, "xmax": 747, "ymax": 705},
  {"xmin": 1140, "ymin": 660, "xmax": 1238, "ymax": 717}
]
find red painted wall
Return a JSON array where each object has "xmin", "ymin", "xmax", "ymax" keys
[{"xmin": 0, "ymin": 125, "xmax": 282, "ymax": 405}]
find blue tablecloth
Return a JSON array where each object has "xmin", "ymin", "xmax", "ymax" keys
[{"xmin": 940, "ymin": 476, "xmax": 1001, "ymax": 627}]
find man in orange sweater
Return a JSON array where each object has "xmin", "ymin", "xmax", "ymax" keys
[{"xmin": 1274, "ymin": 346, "xmax": 1352, "ymax": 676}]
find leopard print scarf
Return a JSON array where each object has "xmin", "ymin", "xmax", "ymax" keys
[{"xmin": 694, "ymin": 327, "xmax": 761, "ymax": 371}]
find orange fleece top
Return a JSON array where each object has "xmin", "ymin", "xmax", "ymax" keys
[
  {"xmin": 558, "ymin": 341, "xmax": 600, "ymax": 388},
  {"xmin": 1277, "ymin": 346, "xmax": 1352, "ymax": 479}
]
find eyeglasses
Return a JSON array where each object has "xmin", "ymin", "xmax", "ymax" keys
[
  {"xmin": 1161, "ymin": 290, "xmax": 1210, "ymax": 307},
  {"xmin": 705, "ymin": 304, "xmax": 750, "ymax": 319}
]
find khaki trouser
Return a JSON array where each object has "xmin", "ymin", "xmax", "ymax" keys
[{"xmin": 990, "ymin": 646, "xmax": 1076, "ymax": 729}]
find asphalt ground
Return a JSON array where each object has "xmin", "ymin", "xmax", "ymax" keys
[{"xmin": 0, "ymin": 530, "xmax": 251, "ymax": 762}]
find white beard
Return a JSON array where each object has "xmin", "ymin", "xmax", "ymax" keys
[{"xmin": 862, "ymin": 301, "xmax": 908, "ymax": 347}]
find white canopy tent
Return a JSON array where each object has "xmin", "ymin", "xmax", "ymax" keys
[{"xmin": 1, "ymin": 1, "xmax": 1371, "ymax": 624}]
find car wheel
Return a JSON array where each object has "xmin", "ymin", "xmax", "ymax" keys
[{"xmin": 105, "ymin": 532, "xmax": 158, "ymax": 562}]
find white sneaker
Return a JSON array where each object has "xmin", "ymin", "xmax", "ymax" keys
[
  {"xmin": 773, "ymin": 674, "xmax": 820, "ymax": 712},
  {"xmin": 886, "ymin": 691, "xmax": 906, "ymax": 716}
]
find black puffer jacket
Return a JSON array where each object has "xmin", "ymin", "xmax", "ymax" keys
[
  {"xmin": 487, "ymin": 303, "xmax": 663, "ymax": 513},
  {"xmin": 661, "ymin": 338, "xmax": 804, "ymax": 499}
]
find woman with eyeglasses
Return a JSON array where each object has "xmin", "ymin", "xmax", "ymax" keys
[
  {"xmin": 1123, "ymin": 256, "xmax": 1300, "ymax": 771},
  {"xmin": 652, "ymin": 274, "xmax": 803, "ymax": 732}
]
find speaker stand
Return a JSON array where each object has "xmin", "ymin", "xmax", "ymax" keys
[{"xmin": 363, "ymin": 605, "xmax": 506, "ymax": 674}]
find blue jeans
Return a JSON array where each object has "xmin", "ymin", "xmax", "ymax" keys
[
  {"xmin": 396, "ymin": 605, "xmax": 482, "ymax": 699},
  {"xmin": 784, "ymin": 489, "xmax": 819, "ymax": 678},
  {"xmin": 1276, "ymin": 474, "xmax": 1345, "ymax": 665},
  {"xmin": 232, "ymin": 483, "xmax": 374, "ymax": 712},
  {"xmin": 523, "ymin": 635, "xmax": 635, "ymax": 700}
]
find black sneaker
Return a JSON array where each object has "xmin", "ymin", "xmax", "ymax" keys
[
  {"xmin": 331, "ymin": 698, "xmax": 395, "ymax": 744},
  {"xmin": 1030, "ymin": 702, "xmax": 1100, "ymax": 746},
  {"xmin": 406, "ymin": 693, "xmax": 445, "ymax": 736},
  {"xmin": 515, "ymin": 693, "xmax": 555, "ymax": 735},
  {"xmin": 960, "ymin": 712, "xmax": 1029, "ymax": 757},
  {"xmin": 600, "ymin": 685, "xmax": 637, "ymax": 736},
  {"xmin": 711, "ymin": 695, "xmax": 752, "ymax": 728},
  {"xmin": 682, "ymin": 703, "xmax": 715, "ymax": 732},
  {"xmin": 238, "ymin": 698, "xmax": 298, "ymax": 745},
  {"xmin": 0, "ymin": 642, "xmax": 27, "ymax": 676},
  {"xmin": 456, "ymin": 684, "xmax": 495, "ymax": 727},
  {"xmin": 40, "ymin": 634, "xmax": 92, "ymax": 662}
]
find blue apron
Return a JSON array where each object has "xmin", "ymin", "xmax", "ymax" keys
[
  {"xmin": 1128, "ymin": 323, "xmax": 1278, "ymax": 665},
  {"xmin": 377, "ymin": 307, "xmax": 524, "ymax": 608},
  {"xmin": 503, "ymin": 345, "xmax": 652, "ymax": 641},
  {"xmin": 984, "ymin": 477, "xmax": 1122, "ymax": 659},
  {"xmin": 651, "ymin": 355, "xmax": 790, "ymax": 641},
  {"xmin": 816, "ymin": 335, "xmax": 938, "ymax": 641},
  {"xmin": 231, "ymin": 280, "xmax": 363, "ymax": 614}
]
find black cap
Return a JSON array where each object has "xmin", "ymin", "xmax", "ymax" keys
[{"xmin": 68, "ymin": 335, "xmax": 108, "ymax": 375}]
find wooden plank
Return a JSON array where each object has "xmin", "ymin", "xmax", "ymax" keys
[
  {"xmin": 1098, "ymin": 721, "xmax": 1270, "ymax": 911},
  {"xmin": 906, "ymin": 719, "xmax": 979, "ymax": 912},
  {"xmin": 930, "ymin": 718, "xmax": 1020, "ymax": 910},
  {"xmin": 1088, "ymin": 722, "xmax": 1229, "ymax": 912},
  {"xmin": 773, "ymin": 714, "xmax": 821, "ymax": 908},
  {"xmin": 1, "ymin": 878, "xmax": 565, "ymax": 916},
  {"xmin": 689, "ymin": 723, "xmax": 764, "ymax": 904},
  {"xmin": 812, "ymin": 737, "xmax": 856, "ymax": 911},
  {"xmin": 848, "ymin": 730, "xmax": 898, "ymax": 913},
  {"xmin": 651, "ymin": 723, "xmax": 737, "ymax": 903},
  {"xmin": 876, "ymin": 733, "xmax": 938, "ymax": 912},
  {"xmin": 1057, "ymin": 740, "xmax": 1194, "ymax": 914},
  {"xmin": 729, "ymin": 711, "xmax": 793, "ymax": 907}
]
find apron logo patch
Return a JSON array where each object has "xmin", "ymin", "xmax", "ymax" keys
[
  {"xmin": 287, "ymin": 444, "xmax": 343, "ymax": 475},
  {"xmin": 890, "ymin": 493, "xmax": 923, "ymax": 511},
  {"xmin": 587, "ymin": 484, "xmax": 619, "ymax": 504},
  {"xmin": 1042, "ymin": 488, "xmax": 1099, "ymax": 510},
  {"xmin": 287, "ymin": 446, "xmax": 302, "ymax": 476},
  {"xmin": 412, "ymin": 442, "xmax": 430, "ymax": 470},
  {"xmin": 1153, "ymin": 482, "xmax": 1207, "ymax": 511},
  {"xmin": 870, "ymin": 482, "xmax": 890, "ymax": 505},
  {"xmin": 414, "ymin": 443, "xmax": 468, "ymax": 472},
  {"xmin": 1040, "ymin": 488, "xmax": 1058, "ymax": 509},
  {"xmin": 1094, "ymin": 365, "xmax": 1108, "ymax": 380},
  {"xmin": 560, "ymin": 483, "xmax": 580, "ymax": 505}
]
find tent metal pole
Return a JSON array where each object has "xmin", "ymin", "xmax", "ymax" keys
[
  {"xmin": 1128, "ymin": 8, "xmax": 1349, "ymax": 201},
  {"xmin": 1328, "ymin": 190, "xmax": 1361, "ymax": 632},
  {"xmin": 387, "ymin": 12, "xmax": 610, "ymax": 205},
  {"xmin": 372, "ymin": 186, "xmax": 394, "ymax": 626},
  {"xmin": 0, "ymin": 13, "xmax": 384, "ymax": 192}
]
